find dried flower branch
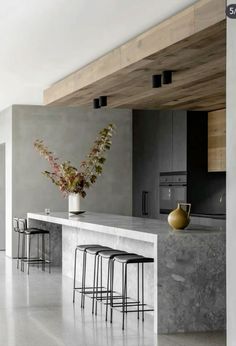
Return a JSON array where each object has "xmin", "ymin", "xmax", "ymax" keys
[{"xmin": 34, "ymin": 123, "xmax": 115, "ymax": 198}]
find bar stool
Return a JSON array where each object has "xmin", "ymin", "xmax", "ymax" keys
[
  {"xmin": 73, "ymin": 244, "xmax": 111, "ymax": 310},
  {"xmin": 19, "ymin": 218, "xmax": 51, "ymax": 275},
  {"xmin": 112, "ymin": 254, "xmax": 154, "ymax": 330},
  {"xmin": 95, "ymin": 249, "xmax": 128, "ymax": 320},
  {"xmin": 86, "ymin": 246, "xmax": 114, "ymax": 313}
]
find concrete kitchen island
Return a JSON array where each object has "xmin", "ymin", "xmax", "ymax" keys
[{"xmin": 27, "ymin": 212, "xmax": 226, "ymax": 334}]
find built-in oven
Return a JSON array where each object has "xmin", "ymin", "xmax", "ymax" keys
[{"xmin": 159, "ymin": 172, "xmax": 187, "ymax": 214}]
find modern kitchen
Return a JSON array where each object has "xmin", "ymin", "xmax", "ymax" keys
[{"xmin": 0, "ymin": 0, "xmax": 231, "ymax": 345}]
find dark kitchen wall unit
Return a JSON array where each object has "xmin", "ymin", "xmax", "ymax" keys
[
  {"xmin": 187, "ymin": 112, "xmax": 226, "ymax": 215},
  {"xmin": 133, "ymin": 110, "xmax": 226, "ymax": 218},
  {"xmin": 158, "ymin": 110, "xmax": 187, "ymax": 172},
  {"xmin": 133, "ymin": 110, "xmax": 159, "ymax": 218},
  {"xmin": 133, "ymin": 110, "xmax": 187, "ymax": 218}
]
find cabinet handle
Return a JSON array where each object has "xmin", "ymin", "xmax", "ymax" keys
[{"xmin": 142, "ymin": 191, "xmax": 149, "ymax": 216}]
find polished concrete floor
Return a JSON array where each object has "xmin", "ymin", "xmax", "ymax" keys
[{"xmin": 0, "ymin": 252, "xmax": 226, "ymax": 346}]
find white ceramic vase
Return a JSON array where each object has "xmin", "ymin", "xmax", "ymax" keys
[{"xmin": 68, "ymin": 193, "xmax": 81, "ymax": 213}]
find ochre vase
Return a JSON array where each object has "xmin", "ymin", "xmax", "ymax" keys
[{"xmin": 168, "ymin": 203, "xmax": 191, "ymax": 230}]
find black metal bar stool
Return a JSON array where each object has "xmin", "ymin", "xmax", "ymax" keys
[
  {"xmin": 73, "ymin": 244, "xmax": 111, "ymax": 310},
  {"xmin": 19, "ymin": 218, "xmax": 51, "ymax": 275},
  {"xmin": 112, "ymin": 254, "xmax": 154, "ymax": 330},
  {"xmin": 95, "ymin": 249, "xmax": 128, "ymax": 320}
]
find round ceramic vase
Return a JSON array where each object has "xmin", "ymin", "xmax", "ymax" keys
[{"xmin": 168, "ymin": 203, "xmax": 191, "ymax": 230}]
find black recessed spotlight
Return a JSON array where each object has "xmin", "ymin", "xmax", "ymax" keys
[
  {"xmin": 99, "ymin": 96, "xmax": 107, "ymax": 107},
  {"xmin": 162, "ymin": 70, "xmax": 172, "ymax": 84},
  {"xmin": 93, "ymin": 98, "xmax": 100, "ymax": 109},
  {"xmin": 152, "ymin": 74, "xmax": 162, "ymax": 88}
]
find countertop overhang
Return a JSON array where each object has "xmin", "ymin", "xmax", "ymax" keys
[{"xmin": 27, "ymin": 212, "xmax": 225, "ymax": 242}]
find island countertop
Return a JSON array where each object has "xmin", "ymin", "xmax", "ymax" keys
[{"xmin": 27, "ymin": 211, "xmax": 225, "ymax": 241}]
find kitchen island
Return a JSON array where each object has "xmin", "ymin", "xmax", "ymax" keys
[{"xmin": 27, "ymin": 211, "xmax": 226, "ymax": 334}]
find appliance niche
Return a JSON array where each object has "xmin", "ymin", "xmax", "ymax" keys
[{"xmin": 159, "ymin": 172, "xmax": 187, "ymax": 214}]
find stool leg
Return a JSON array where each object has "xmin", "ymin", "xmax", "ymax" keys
[
  {"xmin": 105, "ymin": 259, "xmax": 110, "ymax": 322},
  {"xmin": 21, "ymin": 233, "xmax": 25, "ymax": 272},
  {"xmin": 110, "ymin": 260, "xmax": 114, "ymax": 324},
  {"xmin": 37, "ymin": 234, "xmax": 39, "ymax": 269},
  {"xmin": 142, "ymin": 263, "xmax": 144, "ymax": 322},
  {"xmin": 82, "ymin": 251, "xmax": 87, "ymax": 309},
  {"xmin": 80, "ymin": 251, "xmax": 84, "ymax": 307},
  {"xmin": 48, "ymin": 232, "xmax": 51, "ymax": 274},
  {"xmin": 122, "ymin": 263, "xmax": 124, "ymax": 328},
  {"xmin": 17, "ymin": 232, "xmax": 20, "ymax": 269},
  {"xmin": 73, "ymin": 248, "xmax": 78, "ymax": 303},
  {"xmin": 27, "ymin": 234, "xmax": 31, "ymax": 275},
  {"xmin": 125, "ymin": 265, "xmax": 128, "ymax": 314},
  {"xmin": 122, "ymin": 263, "xmax": 127, "ymax": 330},
  {"xmin": 100, "ymin": 256, "xmax": 103, "ymax": 302},
  {"xmin": 137, "ymin": 263, "xmax": 140, "ymax": 320},
  {"xmin": 95, "ymin": 255, "xmax": 100, "ymax": 315},
  {"xmin": 42, "ymin": 234, "xmax": 45, "ymax": 272},
  {"xmin": 92, "ymin": 255, "xmax": 97, "ymax": 314}
]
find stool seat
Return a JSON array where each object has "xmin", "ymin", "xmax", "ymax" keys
[
  {"xmin": 99, "ymin": 250, "xmax": 128, "ymax": 259},
  {"xmin": 86, "ymin": 246, "xmax": 111, "ymax": 255},
  {"xmin": 114, "ymin": 254, "xmax": 154, "ymax": 264},
  {"xmin": 24, "ymin": 228, "xmax": 49, "ymax": 235},
  {"xmin": 76, "ymin": 244, "xmax": 102, "ymax": 251}
]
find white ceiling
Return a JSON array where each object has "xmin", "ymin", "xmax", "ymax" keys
[{"xmin": 0, "ymin": 0, "xmax": 197, "ymax": 111}]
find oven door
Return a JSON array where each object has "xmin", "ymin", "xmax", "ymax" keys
[
  {"xmin": 172, "ymin": 185, "xmax": 187, "ymax": 209},
  {"xmin": 160, "ymin": 185, "xmax": 172, "ymax": 213}
]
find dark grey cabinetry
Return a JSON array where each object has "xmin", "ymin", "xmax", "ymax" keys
[
  {"xmin": 133, "ymin": 110, "xmax": 226, "ymax": 218},
  {"xmin": 158, "ymin": 111, "xmax": 172, "ymax": 172},
  {"xmin": 158, "ymin": 110, "xmax": 187, "ymax": 173},
  {"xmin": 172, "ymin": 110, "xmax": 187, "ymax": 172},
  {"xmin": 133, "ymin": 110, "xmax": 159, "ymax": 218},
  {"xmin": 133, "ymin": 109, "xmax": 187, "ymax": 218}
]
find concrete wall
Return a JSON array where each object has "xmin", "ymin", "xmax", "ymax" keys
[
  {"xmin": 0, "ymin": 107, "xmax": 12, "ymax": 256},
  {"xmin": 0, "ymin": 144, "xmax": 5, "ymax": 250},
  {"xmin": 226, "ymin": 5, "xmax": 236, "ymax": 345},
  {"xmin": 0, "ymin": 105, "xmax": 132, "ymax": 257}
]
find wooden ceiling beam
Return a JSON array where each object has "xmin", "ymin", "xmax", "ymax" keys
[{"xmin": 43, "ymin": 0, "xmax": 226, "ymax": 110}]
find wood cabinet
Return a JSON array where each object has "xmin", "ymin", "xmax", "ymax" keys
[{"xmin": 208, "ymin": 109, "xmax": 226, "ymax": 172}]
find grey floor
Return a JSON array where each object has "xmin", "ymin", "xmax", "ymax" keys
[{"xmin": 0, "ymin": 252, "xmax": 226, "ymax": 346}]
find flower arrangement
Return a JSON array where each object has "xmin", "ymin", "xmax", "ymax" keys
[{"xmin": 34, "ymin": 123, "xmax": 115, "ymax": 198}]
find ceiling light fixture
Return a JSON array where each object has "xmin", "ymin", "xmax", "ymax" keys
[
  {"xmin": 93, "ymin": 98, "xmax": 101, "ymax": 109},
  {"xmin": 162, "ymin": 70, "xmax": 172, "ymax": 84},
  {"xmin": 99, "ymin": 96, "xmax": 107, "ymax": 107},
  {"xmin": 152, "ymin": 75, "xmax": 162, "ymax": 88}
]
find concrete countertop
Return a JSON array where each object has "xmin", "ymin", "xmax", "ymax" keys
[{"xmin": 27, "ymin": 211, "xmax": 225, "ymax": 242}]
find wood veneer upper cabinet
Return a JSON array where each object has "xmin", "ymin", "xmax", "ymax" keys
[{"xmin": 208, "ymin": 109, "xmax": 226, "ymax": 172}]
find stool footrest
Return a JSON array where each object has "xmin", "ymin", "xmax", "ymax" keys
[{"xmin": 74, "ymin": 287, "xmax": 154, "ymax": 313}]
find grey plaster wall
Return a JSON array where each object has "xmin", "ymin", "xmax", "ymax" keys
[
  {"xmin": 1, "ymin": 105, "xmax": 132, "ymax": 257},
  {"xmin": 226, "ymin": 5, "xmax": 236, "ymax": 345}
]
